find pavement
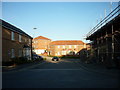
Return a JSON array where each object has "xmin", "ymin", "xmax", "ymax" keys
[
  {"xmin": 78, "ymin": 59, "xmax": 120, "ymax": 77},
  {"xmin": 2, "ymin": 60, "xmax": 45, "ymax": 72}
]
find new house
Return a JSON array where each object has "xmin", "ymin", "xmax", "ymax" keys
[
  {"xmin": 1, "ymin": 20, "xmax": 33, "ymax": 62},
  {"xmin": 32, "ymin": 36, "xmax": 51, "ymax": 55},
  {"xmin": 49, "ymin": 40, "xmax": 86, "ymax": 56}
]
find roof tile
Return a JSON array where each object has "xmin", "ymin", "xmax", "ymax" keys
[
  {"xmin": 34, "ymin": 36, "xmax": 51, "ymax": 40},
  {"xmin": 50, "ymin": 40, "xmax": 84, "ymax": 45}
]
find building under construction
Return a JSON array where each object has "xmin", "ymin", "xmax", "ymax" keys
[{"xmin": 86, "ymin": 4, "xmax": 120, "ymax": 68}]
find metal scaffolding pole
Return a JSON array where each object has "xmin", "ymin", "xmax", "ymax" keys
[
  {"xmin": 97, "ymin": 37, "xmax": 99, "ymax": 63},
  {"xmin": 106, "ymin": 31, "xmax": 108, "ymax": 57},
  {"xmin": 112, "ymin": 25, "xmax": 114, "ymax": 60},
  {"xmin": 101, "ymin": 33, "xmax": 104, "ymax": 62}
]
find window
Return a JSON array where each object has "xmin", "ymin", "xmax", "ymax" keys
[
  {"xmin": 69, "ymin": 45, "xmax": 71, "ymax": 48},
  {"xmin": 33, "ymin": 40, "xmax": 35, "ymax": 43},
  {"xmin": 35, "ymin": 41, "xmax": 36, "ymax": 43},
  {"xmin": 11, "ymin": 32, "xmax": 14, "ymax": 40},
  {"xmin": 19, "ymin": 35, "xmax": 21, "ymax": 42},
  {"xmin": 62, "ymin": 51, "xmax": 66, "ymax": 55},
  {"xmin": 57, "ymin": 52, "xmax": 60, "ymax": 55},
  {"xmin": 11, "ymin": 49, "xmax": 15, "ymax": 58},
  {"xmin": 19, "ymin": 49, "xmax": 22, "ymax": 57},
  {"xmin": 29, "ymin": 39, "xmax": 31, "ymax": 44},
  {"xmin": 75, "ymin": 51, "xmax": 77, "ymax": 54},
  {"xmin": 84, "ymin": 44, "xmax": 86, "ymax": 48},
  {"xmin": 58, "ymin": 46, "xmax": 60, "ymax": 48},
  {"xmin": 74, "ymin": 45, "xmax": 77, "ymax": 48},
  {"xmin": 63, "ymin": 45, "xmax": 65, "ymax": 48},
  {"xmin": 25, "ymin": 38, "xmax": 27, "ymax": 42}
]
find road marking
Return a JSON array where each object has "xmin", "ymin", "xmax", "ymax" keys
[{"xmin": 30, "ymin": 69, "xmax": 83, "ymax": 71}]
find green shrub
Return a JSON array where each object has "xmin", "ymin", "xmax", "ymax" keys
[
  {"xmin": 10, "ymin": 57, "xmax": 29, "ymax": 65},
  {"xmin": 2, "ymin": 61, "xmax": 14, "ymax": 66},
  {"xmin": 43, "ymin": 58, "xmax": 46, "ymax": 60}
]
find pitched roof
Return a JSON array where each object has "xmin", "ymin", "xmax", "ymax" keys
[
  {"xmin": 34, "ymin": 36, "xmax": 51, "ymax": 40},
  {"xmin": 1, "ymin": 19, "xmax": 32, "ymax": 39},
  {"xmin": 50, "ymin": 40, "xmax": 84, "ymax": 45}
]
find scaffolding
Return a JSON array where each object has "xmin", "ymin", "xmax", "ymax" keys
[
  {"xmin": 86, "ymin": 4, "xmax": 120, "ymax": 68},
  {"xmin": 87, "ymin": 5, "xmax": 120, "ymax": 38}
]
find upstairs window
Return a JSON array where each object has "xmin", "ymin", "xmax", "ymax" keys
[
  {"xmin": 29, "ymin": 39, "xmax": 31, "ymax": 44},
  {"xmin": 58, "ymin": 46, "xmax": 60, "ymax": 48},
  {"xmin": 11, "ymin": 32, "xmax": 14, "ymax": 40},
  {"xmin": 63, "ymin": 45, "xmax": 65, "ymax": 49},
  {"xmin": 25, "ymin": 38, "xmax": 27, "ymax": 42},
  {"xmin": 74, "ymin": 45, "xmax": 77, "ymax": 48},
  {"xmin": 69, "ymin": 45, "xmax": 71, "ymax": 48},
  {"xmin": 19, "ymin": 35, "xmax": 22, "ymax": 42}
]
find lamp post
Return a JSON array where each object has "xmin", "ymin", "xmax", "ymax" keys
[
  {"xmin": 32, "ymin": 28, "xmax": 37, "ymax": 53},
  {"xmin": 33, "ymin": 27, "xmax": 37, "ymax": 38}
]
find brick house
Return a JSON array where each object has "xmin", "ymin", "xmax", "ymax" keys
[
  {"xmin": 32, "ymin": 36, "xmax": 51, "ymax": 55},
  {"xmin": 1, "ymin": 20, "xmax": 33, "ymax": 62},
  {"xmin": 49, "ymin": 40, "xmax": 86, "ymax": 56}
]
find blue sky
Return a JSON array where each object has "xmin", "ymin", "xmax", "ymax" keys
[{"xmin": 2, "ymin": 2, "xmax": 118, "ymax": 42}]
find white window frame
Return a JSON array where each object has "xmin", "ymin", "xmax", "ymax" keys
[
  {"xmin": 75, "ymin": 51, "xmax": 77, "ymax": 54},
  {"xmin": 58, "ymin": 46, "xmax": 60, "ymax": 48},
  {"xmin": 11, "ymin": 32, "xmax": 14, "ymax": 40},
  {"xmin": 11, "ymin": 49, "xmax": 15, "ymax": 58},
  {"xmin": 63, "ymin": 45, "xmax": 65, "ymax": 49},
  {"xmin": 74, "ymin": 45, "xmax": 77, "ymax": 48},
  {"xmin": 62, "ymin": 51, "xmax": 66, "ymax": 55},
  {"xmin": 69, "ymin": 45, "xmax": 71, "ymax": 48},
  {"xmin": 57, "ymin": 52, "xmax": 60, "ymax": 55},
  {"xmin": 55, "ymin": 53, "xmax": 58, "ymax": 56},
  {"xmin": 19, "ymin": 34, "xmax": 22, "ymax": 42},
  {"xmin": 84, "ymin": 44, "xmax": 86, "ymax": 48}
]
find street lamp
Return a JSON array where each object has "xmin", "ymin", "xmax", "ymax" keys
[
  {"xmin": 33, "ymin": 27, "xmax": 37, "ymax": 38},
  {"xmin": 32, "ymin": 27, "xmax": 37, "ymax": 52}
]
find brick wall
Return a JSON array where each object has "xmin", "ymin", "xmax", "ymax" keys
[
  {"xmin": 50, "ymin": 44, "xmax": 86, "ymax": 56},
  {"xmin": 32, "ymin": 39, "xmax": 51, "ymax": 55},
  {"xmin": 2, "ymin": 27, "xmax": 32, "ymax": 62}
]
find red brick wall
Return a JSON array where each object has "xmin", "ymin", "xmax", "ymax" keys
[
  {"xmin": 32, "ymin": 39, "xmax": 51, "ymax": 55},
  {"xmin": 50, "ymin": 44, "xmax": 86, "ymax": 56},
  {"xmin": 2, "ymin": 27, "xmax": 32, "ymax": 62}
]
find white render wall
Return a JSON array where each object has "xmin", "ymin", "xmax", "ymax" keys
[{"xmin": 34, "ymin": 49, "xmax": 45, "ymax": 54}]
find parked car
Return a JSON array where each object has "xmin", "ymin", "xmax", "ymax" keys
[
  {"xmin": 52, "ymin": 56, "xmax": 59, "ymax": 61},
  {"xmin": 38, "ymin": 56, "xmax": 44, "ymax": 60},
  {"xmin": 33, "ymin": 54, "xmax": 43, "ymax": 60}
]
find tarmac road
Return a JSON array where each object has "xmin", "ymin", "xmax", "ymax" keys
[{"xmin": 2, "ymin": 57, "xmax": 120, "ymax": 88}]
